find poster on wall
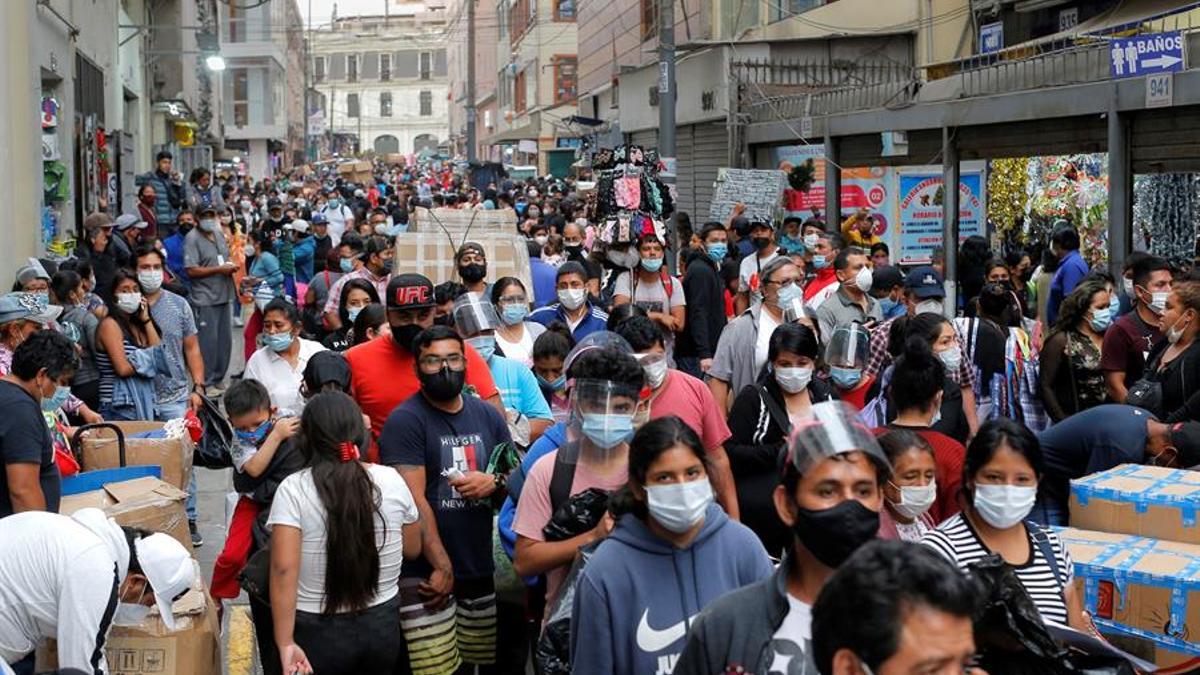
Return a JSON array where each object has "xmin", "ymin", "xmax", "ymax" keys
[
  {"xmin": 768, "ymin": 144, "xmax": 893, "ymax": 237},
  {"xmin": 897, "ymin": 173, "xmax": 985, "ymax": 265}
]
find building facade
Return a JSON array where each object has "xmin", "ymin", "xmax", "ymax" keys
[
  {"xmin": 446, "ymin": 0, "xmax": 499, "ymax": 159},
  {"xmin": 219, "ymin": 0, "xmax": 303, "ymax": 180},
  {"xmin": 310, "ymin": 6, "xmax": 450, "ymax": 159}
]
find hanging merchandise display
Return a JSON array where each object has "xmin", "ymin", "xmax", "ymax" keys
[
  {"xmin": 1132, "ymin": 174, "xmax": 1200, "ymax": 267},
  {"xmin": 588, "ymin": 144, "xmax": 675, "ymax": 247},
  {"xmin": 986, "ymin": 158, "xmax": 1028, "ymax": 246},
  {"xmin": 1022, "ymin": 154, "xmax": 1109, "ymax": 266}
]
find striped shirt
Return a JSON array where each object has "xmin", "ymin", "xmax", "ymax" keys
[
  {"xmin": 921, "ymin": 513, "xmax": 1072, "ymax": 626},
  {"xmin": 95, "ymin": 338, "xmax": 137, "ymax": 405}
]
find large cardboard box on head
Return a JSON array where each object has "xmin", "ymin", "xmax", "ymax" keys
[
  {"xmin": 409, "ymin": 206, "xmax": 518, "ymax": 236},
  {"xmin": 59, "ymin": 476, "xmax": 192, "ymax": 553},
  {"xmin": 1069, "ymin": 464, "xmax": 1200, "ymax": 545},
  {"xmin": 392, "ymin": 231, "xmax": 533, "ymax": 298},
  {"xmin": 78, "ymin": 422, "xmax": 194, "ymax": 492},
  {"xmin": 1056, "ymin": 527, "xmax": 1200, "ymax": 661},
  {"xmin": 338, "ymin": 160, "xmax": 373, "ymax": 184},
  {"xmin": 38, "ymin": 562, "xmax": 220, "ymax": 675}
]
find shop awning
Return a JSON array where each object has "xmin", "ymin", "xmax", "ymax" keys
[{"xmin": 481, "ymin": 116, "xmax": 540, "ymax": 145}]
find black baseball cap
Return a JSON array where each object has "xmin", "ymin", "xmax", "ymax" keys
[
  {"xmin": 1170, "ymin": 422, "xmax": 1200, "ymax": 467},
  {"xmin": 872, "ymin": 266, "xmax": 905, "ymax": 292},
  {"xmin": 387, "ymin": 274, "xmax": 436, "ymax": 311},
  {"xmin": 904, "ymin": 265, "xmax": 945, "ymax": 299},
  {"xmin": 302, "ymin": 351, "xmax": 352, "ymax": 393}
]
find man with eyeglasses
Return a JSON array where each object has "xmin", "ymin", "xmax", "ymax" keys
[
  {"xmin": 708, "ymin": 257, "xmax": 805, "ymax": 412},
  {"xmin": 381, "ymin": 324, "xmax": 512, "ymax": 674},
  {"xmin": 345, "ymin": 274, "xmax": 502, "ymax": 463}
]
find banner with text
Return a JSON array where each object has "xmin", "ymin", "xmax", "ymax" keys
[{"xmin": 897, "ymin": 172, "xmax": 984, "ymax": 265}]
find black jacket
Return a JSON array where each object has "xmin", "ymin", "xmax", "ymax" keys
[{"xmin": 676, "ymin": 250, "xmax": 727, "ymax": 360}]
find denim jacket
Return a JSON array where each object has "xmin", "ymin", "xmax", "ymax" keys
[{"xmin": 108, "ymin": 345, "xmax": 166, "ymax": 421}]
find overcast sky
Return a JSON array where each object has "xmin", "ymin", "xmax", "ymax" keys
[{"xmin": 301, "ymin": 0, "xmax": 405, "ymax": 28}]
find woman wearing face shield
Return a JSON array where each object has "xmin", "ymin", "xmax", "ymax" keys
[
  {"xmin": 569, "ymin": 417, "xmax": 772, "ymax": 675},
  {"xmin": 823, "ymin": 323, "xmax": 874, "ymax": 409}
]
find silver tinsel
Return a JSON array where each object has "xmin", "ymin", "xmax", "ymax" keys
[{"xmin": 1133, "ymin": 174, "xmax": 1200, "ymax": 265}]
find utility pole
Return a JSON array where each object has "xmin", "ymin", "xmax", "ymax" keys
[
  {"xmin": 657, "ymin": 0, "xmax": 676, "ymax": 196},
  {"xmin": 466, "ymin": 0, "xmax": 478, "ymax": 161},
  {"xmin": 304, "ymin": 0, "xmax": 312, "ymax": 162}
]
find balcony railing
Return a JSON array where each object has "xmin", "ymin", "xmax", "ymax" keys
[{"xmin": 736, "ymin": 60, "xmax": 919, "ymax": 125}]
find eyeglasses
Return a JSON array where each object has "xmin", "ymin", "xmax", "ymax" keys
[
  {"xmin": 765, "ymin": 278, "xmax": 800, "ymax": 289},
  {"xmin": 418, "ymin": 354, "xmax": 467, "ymax": 372}
]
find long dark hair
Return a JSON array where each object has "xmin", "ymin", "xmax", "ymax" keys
[
  {"xmin": 610, "ymin": 416, "xmax": 708, "ymax": 520},
  {"xmin": 338, "ymin": 278, "xmax": 381, "ymax": 326},
  {"xmin": 299, "ymin": 392, "xmax": 383, "ymax": 615},
  {"xmin": 104, "ymin": 268, "xmax": 159, "ymax": 344},
  {"xmin": 1050, "ymin": 279, "xmax": 1108, "ymax": 336},
  {"xmin": 351, "ymin": 303, "xmax": 387, "ymax": 346}
]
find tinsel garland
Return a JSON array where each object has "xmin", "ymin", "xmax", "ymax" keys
[
  {"xmin": 988, "ymin": 158, "xmax": 1028, "ymax": 237},
  {"xmin": 1133, "ymin": 174, "xmax": 1200, "ymax": 266}
]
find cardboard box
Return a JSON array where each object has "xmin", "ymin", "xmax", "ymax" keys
[
  {"xmin": 1102, "ymin": 633, "xmax": 1200, "ymax": 673},
  {"xmin": 59, "ymin": 476, "xmax": 192, "ymax": 554},
  {"xmin": 78, "ymin": 422, "xmax": 194, "ymax": 492},
  {"xmin": 409, "ymin": 206, "xmax": 518, "ymax": 236},
  {"xmin": 392, "ymin": 231, "xmax": 533, "ymax": 297},
  {"xmin": 1057, "ymin": 527, "xmax": 1200, "ymax": 659},
  {"xmin": 38, "ymin": 563, "xmax": 220, "ymax": 675}
]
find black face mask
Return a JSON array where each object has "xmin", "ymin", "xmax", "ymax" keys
[
  {"xmin": 790, "ymin": 498, "xmax": 880, "ymax": 568},
  {"xmin": 565, "ymin": 243, "xmax": 583, "ymax": 257},
  {"xmin": 460, "ymin": 263, "xmax": 487, "ymax": 284},
  {"xmin": 391, "ymin": 323, "xmax": 423, "ymax": 352},
  {"xmin": 751, "ymin": 236, "xmax": 771, "ymax": 251},
  {"xmin": 419, "ymin": 366, "xmax": 466, "ymax": 402},
  {"xmin": 433, "ymin": 314, "xmax": 454, "ymax": 327}
]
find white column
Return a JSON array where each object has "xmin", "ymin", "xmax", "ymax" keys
[{"xmin": 0, "ymin": 2, "xmax": 42, "ymax": 283}]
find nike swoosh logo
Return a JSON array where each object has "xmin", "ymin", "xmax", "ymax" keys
[{"xmin": 636, "ymin": 608, "xmax": 688, "ymax": 653}]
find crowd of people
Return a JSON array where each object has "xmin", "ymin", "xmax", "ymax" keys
[{"xmin": 1, "ymin": 150, "xmax": 1197, "ymax": 675}]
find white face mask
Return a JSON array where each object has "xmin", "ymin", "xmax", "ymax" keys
[
  {"xmin": 138, "ymin": 269, "xmax": 163, "ymax": 294},
  {"xmin": 888, "ymin": 481, "xmax": 937, "ymax": 520},
  {"xmin": 642, "ymin": 358, "xmax": 668, "ymax": 389},
  {"xmin": 645, "ymin": 479, "xmax": 714, "ymax": 533},
  {"xmin": 915, "ymin": 299, "xmax": 943, "ymax": 316},
  {"xmin": 803, "ymin": 233, "xmax": 820, "ymax": 248},
  {"xmin": 774, "ymin": 366, "xmax": 813, "ymax": 394},
  {"xmin": 852, "ymin": 266, "xmax": 872, "ymax": 292},
  {"xmin": 1122, "ymin": 277, "xmax": 1135, "ymax": 297},
  {"xmin": 607, "ymin": 248, "xmax": 640, "ymax": 269},
  {"xmin": 973, "ymin": 484, "xmax": 1037, "ymax": 529},
  {"xmin": 116, "ymin": 292, "xmax": 143, "ymax": 315},
  {"xmin": 1149, "ymin": 291, "xmax": 1170, "ymax": 315},
  {"xmin": 558, "ymin": 288, "xmax": 587, "ymax": 310},
  {"xmin": 112, "ymin": 585, "xmax": 150, "ymax": 627},
  {"xmin": 534, "ymin": 235, "xmax": 549, "ymax": 247},
  {"xmin": 938, "ymin": 346, "xmax": 962, "ymax": 371}
]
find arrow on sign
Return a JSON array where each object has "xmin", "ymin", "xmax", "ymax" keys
[{"xmin": 1143, "ymin": 55, "xmax": 1183, "ymax": 69}]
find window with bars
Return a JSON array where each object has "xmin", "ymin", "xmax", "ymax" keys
[
  {"xmin": 553, "ymin": 56, "xmax": 577, "ymax": 104},
  {"xmin": 380, "ymin": 92, "xmax": 393, "ymax": 117},
  {"xmin": 555, "ymin": 0, "xmax": 576, "ymax": 20},
  {"xmin": 348, "ymin": 54, "xmax": 359, "ymax": 82},
  {"xmin": 419, "ymin": 52, "xmax": 432, "ymax": 80},
  {"xmin": 380, "ymin": 54, "xmax": 392, "ymax": 81},
  {"xmin": 419, "ymin": 90, "xmax": 432, "ymax": 116},
  {"xmin": 314, "ymin": 56, "xmax": 325, "ymax": 83},
  {"xmin": 515, "ymin": 70, "xmax": 527, "ymax": 112},
  {"xmin": 347, "ymin": 93, "xmax": 360, "ymax": 117}
]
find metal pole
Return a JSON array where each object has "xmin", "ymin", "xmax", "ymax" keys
[
  {"xmin": 304, "ymin": 0, "xmax": 312, "ymax": 162},
  {"xmin": 658, "ymin": 0, "xmax": 676, "ymax": 187},
  {"xmin": 466, "ymin": 0, "xmax": 478, "ymax": 161},
  {"xmin": 1108, "ymin": 97, "xmax": 1131, "ymax": 274},
  {"xmin": 942, "ymin": 126, "xmax": 960, "ymax": 316},
  {"xmin": 824, "ymin": 134, "xmax": 840, "ymax": 228}
]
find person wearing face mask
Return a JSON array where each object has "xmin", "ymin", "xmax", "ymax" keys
[
  {"xmin": 244, "ymin": 299, "xmax": 327, "ymax": 413},
  {"xmin": 345, "ymin": 274, "xmax": 502, "ymax": 463},
  {"xmin": 922, "ymin": 418, "xmax": 1089, "ymax": 632},
  {"xmin": 135, "ymin": 150, "xmax": 185, "ymax": 231},
  {"xmin": 815, "ymin": 247, "xmax": 883, "ymax": 341},
  {"xmin": 110, "ymin": 214, "xmax": 148, "ymax": 268},
  {"xmin": 95, "ymin": 270, "xmax": 162, "ymax": 421},
  {"xmin": 676, "ymin": 223, "xmax": 730, "ymax": 379},
  {"xmin": 455, "ymin": 242, "xmax": 492, "ymax": 297},
  {"xmin": 1102, "ymin": 255, "xmax": 1172, "ymax": 403},
  {"xmin": 74, "ymin": 213, "xmax": 120, "ymax": 302},
  {"xmin": 309, "ymin": 214, "xmax": 333, "ymax": 274},
  {"xmin": 709, "ymin": 258, "xmax": 804, "ymax": 412},
  {"xmin": 322, "ymin": 235, "xmax": 393, "ymax": 332},
  {"xmin": 561, "ymin": 221, "xmax": 588, "ymax": 263},
  {"xmin": 51, "ymin": 271, "xmax": 102, "ymax": 412},
  {"xmin": 529, "ymin": 262, "xmax": 610, "ymax": 341},
  {"xmin": 318, "ymin": 189, "xmax": 355, "ymax": 245},
  {"xmin": 1139, "ymin": 281, "xmax": 1200, "ymax": 423},
  {"xmin": 0, "ymin": 510, "xmax": 194, "ymax": 675},
  {"xmin": 0, "ymin": 329, "xmax": 77, "ymax": 515},
  {"xmin": 322, "ymin": 279, "xmax": 380, "ymax": 352},
  {"xmin": 726, "ymin": 323, "xmax": 836, "ymax": 555},
  {"xmin": 184, "ymin": 204, "xmax": 238, "ymax": 390},
  {"xmin": 287, "ymin": 219, "xmax": 316, "ymax": 285},
  {"xmin": 734, "ymin": 221, "xmax": 781, "ymax": 315},
  {"xmin": 570, "ymin": 416, "xmax": 772, "ymax": 675},
  {"xmin": 453, "ymin": 293, "xmax": 553, "ymax": 447},
  {"xmin": 613, "ymin": 232, "xmax": 687, "ymax": 342},
  {"xmin": 615, "ymin": 316, "xmax": 740, "ymax": 518},
  {"xmin": 777, "ymin": 216, "xmax": 805, "ymax": 255},
  {"xmin": 1039, "ymin": 279, "xmax": 1112, "ymax": 423},
  {"xmin": 870, "ymin": 266, "xmax": 906, "ymax": 322},
  {"xmin": 491, "ymin": 277, "xmax": 547, "ymax": 366},
  {"xmin": 379, "ymin": 325, "xmax": 512, "ymax": 674},
  {"xmin": 875, "ymin": 431, "xmax": 938, "ymax": 541},
  {"xmin": 186, "ymin": 167, "xmax": 226, "ymax": 214},
  {"xmin": 135, "ymin": 183, "xmax": 160, "ymax": 240},
  {"xmin": 675, "ymin": 401, "xmax": 891, "ymax": 675}
]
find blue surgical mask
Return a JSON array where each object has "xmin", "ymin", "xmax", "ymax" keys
[
  {"xmin": 346, "ymin": 306, "xmax": 363, "ymax": 323},
  {"xmin": 1090, "ymin": 307, "xmax": 1113, "ymax": 332},
  {"xmin": 830, "ymin": 366, "xmax": 862, "ymax": 389},
  {"xmin": 537, "ymin": 373, "xmax": 567, "ymax": 392},
  {"xmin": 812, "ymin": 255, "xmax": 829, "ymax": 270},
  {"xmin": 264, "ymin": 331, "xmax": 295, "ymax": 353},
  {"xmin": 328, "ymin": 199, "xmax": 341, "ymax": 209},
  {"xmin": 880, "ymin": 297, "xmax": 906, "ymax": 320},
  {"xmin": 640, "ymin": 257, "xmax": 664, "ymax": 273},
  {"xmin": 706, "ymin": 243, "xmax": 727, "ymax": 262},
  {"xmin": 580, "ymin": 412, "xmax": 635, "ymax": 450},
  {"xmin": 780, "ymin": 236, "xmax": 805, "ymax": 253},
  {"xmin": 776, "ymin": 283, "xmax": 804, "ymax": 309},
  {"xmin": 339, "ymin": 257, "xmax": 355, "ymax": 273},
  {"xmin": 235, "ymin": 418, "xmax": 272, "ymax": 447},
  {"xmin": 41, "ymin": 383, "xmax": 71, "ymax": 412},
  {"xmin": 501, "ymin": 303, "xmax": 529, "ymax": 326},
  {"xmin": 467, "ymin": 335, "xmax": 497, "ymax": 362},
  {"xmin": 34, "ymin": 291, "xmax": 50, "ymax": 308}
]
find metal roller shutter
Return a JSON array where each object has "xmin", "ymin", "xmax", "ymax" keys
[
  {"xmin": 628, "ymin": 129, "xmax": 658, "ymax": 149},
  {"xmin": 677, "ymin": 121, "xmax": 726, "ymax": 221}
]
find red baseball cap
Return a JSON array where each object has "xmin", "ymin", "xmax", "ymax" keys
[{"xmin": 387, "ymin": 274, "xmax": 435, "ymax": 310}]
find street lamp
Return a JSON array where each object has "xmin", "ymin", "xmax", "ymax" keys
[
  {"xmin": 205, "ymin": 54, "xmax": 226, "ymax": 71},
  {"xmin": 197, "ymin": 31, "xmax": 225, "ymax": 71}
]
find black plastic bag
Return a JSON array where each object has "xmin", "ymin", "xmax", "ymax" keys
[
  {"xmin": 542, "ymin": 488, "xmax": 609, "ymax": 542},
  {"xmin": 193, "ymin": 394, "xmax": 234, "ymax": 469},
  {"xmin": 536, "ymin": 541, "xmax": 599, "ymax": 675}
]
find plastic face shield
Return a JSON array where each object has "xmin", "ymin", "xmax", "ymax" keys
[
  {"xmin": 786, "ymin": 400, "xmax": 891, "ymax": 476},
  {"xmin": 451, "ymin": 292, "xmax": 500, "ymax": 336},
  {"xmin": 824, "ymin": 323, "xmax": 870, "ymax": 370},
  {"xmin": 562, "ymin": 331, "xmax": 634, "ymax": 377},
  {"xmin": 780, "ymin": 297, "xmax": 812, "ymax": 326},
  {"xmin": 567, "ymin": 378, "xmax": 644, "ymax": 462}
]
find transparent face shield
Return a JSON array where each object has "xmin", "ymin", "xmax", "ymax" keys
[
  {"xmin": 786, "ymin": 400, "xmax": 891, "ymax": 476},
  {"xmin": 780, "ymin": 297, "xmax": 813, "ymax": 327},
  {"xmin": 451, "ymin": 292, "xmax": 500, "ymax": 337},
  {"xmin": 567, "ymin": 378, "xmax": 646, "ymax": 463},
  {"xmin": 824, "ymin": 323, "xmax": 870, "ymax": 370},
  {"xmin": 562, "ymin": 331, "xmax": 634, "ymax": 376}
]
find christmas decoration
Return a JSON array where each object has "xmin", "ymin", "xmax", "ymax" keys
[
  {"xmin": 1133, "ymin": 174, "xmax": 1200, "ymax": 267},
  {"xmin": 987, "ymin": 158, "xmax": 1028, "ymax": 238}
]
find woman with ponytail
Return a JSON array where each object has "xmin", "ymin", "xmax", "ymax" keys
[{"xmin": 268, "ymin": 391, "xmax": 420, "ymax": 674}]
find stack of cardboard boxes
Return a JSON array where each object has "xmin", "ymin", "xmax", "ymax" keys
[
  {"xmin": 1062, "ymin": 464, "xmax": 1200, "ymax": 672},
  {"xmin": 38, "ymin": 421, "xmax": 221, "ymax": 675}
]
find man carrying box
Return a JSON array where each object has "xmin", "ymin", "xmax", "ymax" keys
[{"xmin": 0, "ymin": 508, "xmax": 195, "ymax": 675}]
